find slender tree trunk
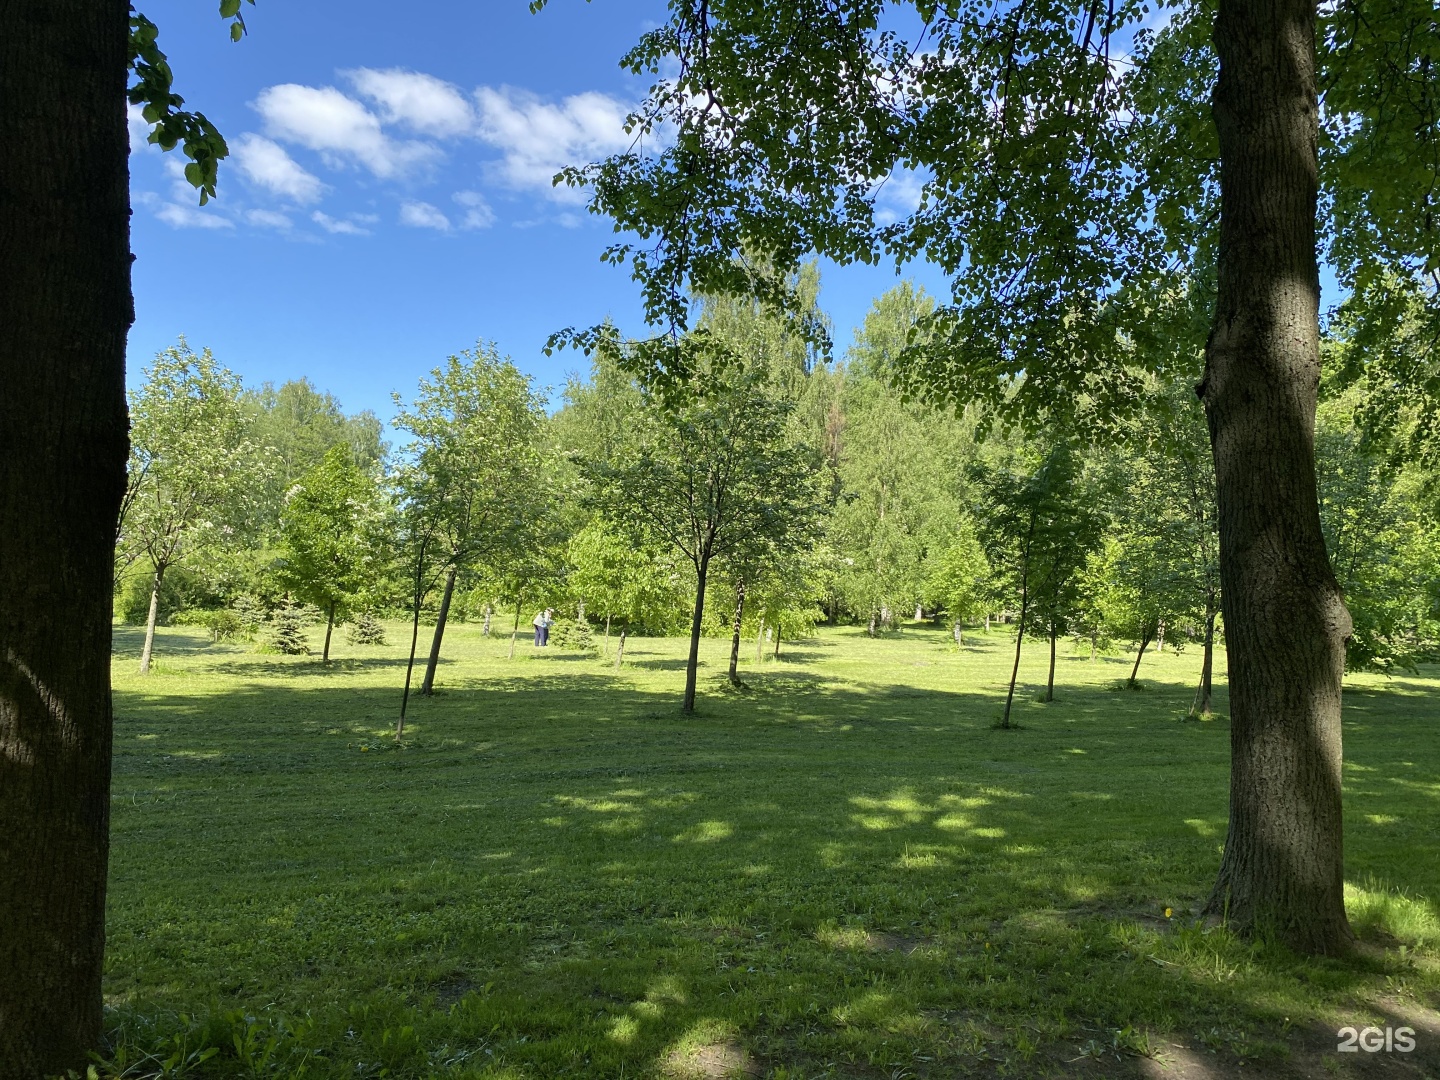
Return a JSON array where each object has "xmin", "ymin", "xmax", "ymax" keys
[
  {"xmin": 728, "ymin": 581, "xmax": 745, "ymax": 686},
  {"xmin": 604, "ymin": 613, "xmax": 611, "ymax": 655},
  {"xmin": 397, "ymin": 539, "xmax": 430, "ymax": 738},
  {"xmin": 867, "ymin": 613, "xmax": 877, "ymax": 637},
  {"xmin": 322, "ymin": 600, "xmax": 335, "ymax": 662},
  {"xmin": 1090, "ymin": 636, "xmax": 1097, "ymax": 661},
  {"xmin": 139, "ymin": 562, "xmax": 166, "ymax": 674},
  {"xmin": 954, "ymin": 622, "xmax": 963, "ymax": 650},
  {"xmin": 1127, "ymin": 628, "xmax": 1154, "ymax": 688},
  {"xmin": 683, "ymin": 551, "xmax": 712, "ymax": 713},
  {"xmin": 1045, "ymin": 623, "xmax": 1057, "ymax": 702},
  {"xmin": 773, "ymin": 629, "xmax": 781, "ymax": 659},
  {"xmin": 1193, "ymin": 605, "xmax": 1218, "ymax": 716},
  {"xmin": 420, "ymin": 566, "xmax": 457, "ymax": 696},
  {"xmin": 508, "ymin": 600, "xmax": 521, "ymax": 659},
  {"xmin": 0, "ymin": 3, "xmax": 129, "ymax": 1069},
  {"xmin": 1200, "ymin": 0, "xmax": 1353, "ymax": 954},
  {"xmin": 482, "ymin": 603, "xmax": 492, "ymax": 637},
  {"xmin": 1000, "ymin": 571, "xmax": 1030, "ymax": 729},
  {"xmin": 985, "ymin": 613, "xmax": 991, "ymax": 632},
  {"xmin": 614, "ymin": 629, "xmax": 627, "ymax": 671},
  {"xmin": 756, "ymin": 618, "xmax": 765, "ymax": 663},
  {"xmin": 1157, "ymin": 620, "xmax": 1165, "ymax": 653}
]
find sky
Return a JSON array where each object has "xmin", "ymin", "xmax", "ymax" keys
[{"xmin": 127, "ymin": 0, "xmax": 948, "ymax": 421}]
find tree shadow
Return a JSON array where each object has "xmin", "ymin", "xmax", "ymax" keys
[{"xmin": 101, "ymin": 651, "xmax": 1439, "ymax": 1080}]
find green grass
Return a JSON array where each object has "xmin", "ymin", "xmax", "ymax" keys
[{"xmin": 100, "ymin": 621, "xmax": 1440, "ymax": 1078}]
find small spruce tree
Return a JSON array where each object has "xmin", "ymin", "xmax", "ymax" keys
[
  {"xmin": 346, "ymin": 612, "xmax": 387, "ymax": 646},
  {"xmin": 265, "ymin": 597, "xmax": 311, "ymax": 655}
]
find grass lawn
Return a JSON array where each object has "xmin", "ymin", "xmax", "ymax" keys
[{"xmin": 100, "ymin": 620, "xmax": 1440, "ymax": 1079}]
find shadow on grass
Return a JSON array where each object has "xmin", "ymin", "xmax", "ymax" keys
[{"xmin": 103, "ymin": 651, "xmax": 1439, "ymax": 1080}]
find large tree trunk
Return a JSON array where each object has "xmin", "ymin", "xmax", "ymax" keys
[
  {"xmin": 139, "ymin": 561, "xmax": 166, "ymax": 674},
  {"xmin": 1193, "ymin": 605, "xmax": 1217, "ymax": 716},
  {"xmin": 0, "ymin": 0, "xmax": 131, "ymax": 1071},
  {"xmin": 682, "ymin": 551, "xmax": 711, "ymax": 713},
  {"xmin": 420, "ymin": 566, "xmax": 457, "ymax": 696},
  {"xmin": 1200, "ymin": 0, "xmax": 1354, "ymax": 954},
  {"xmin": 322, "ymin": 600, "xmax": 335, "ymax": 662},
  {"xmin": 728, "ymin": 581, "xmax": 745, "ymax": 686}
]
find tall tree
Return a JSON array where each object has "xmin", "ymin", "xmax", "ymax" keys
[
  {"xmin": 549, "ymin": 0, "xmax": 1437, "ymax": 952},
  {"xmin": 393, "ymin": 345, "xmax": 546, "ymax": 697},
  {"xmin": 1, "ymin": 0, "xmax": 243, "ymax": 1069},
  {"xmin": 122, "ymin": 342, "xmax": 267, "ymax": 673}
]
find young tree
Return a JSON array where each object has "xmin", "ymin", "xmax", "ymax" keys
[
  {"xmin": 122, "ymin": 342, "xmax": 267, "ymax": 673},
  {"xmin": 591, "ymin": 362, "xmax": 823, "ymax": 712},
  {"xmin": 925, "ymin": 521, "xmax": 991, "ymax": 648},
  {"xmin": 982, "ymin": 443, "xmax": 1105, "ymax": 723},
  {"xmin": 394, "ymin": 345, "xmax": 547, "ymax": 697},
  {"xmin": 277, "ymin": 446, "xmax": 383, "ymax": 661}
]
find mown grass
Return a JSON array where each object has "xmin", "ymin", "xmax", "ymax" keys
[{"xmin": 99, "ymin": 621, "xmax": 1440, "ymax": 1078}]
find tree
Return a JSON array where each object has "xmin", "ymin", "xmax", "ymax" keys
[
  {"xmin": 591, "ymin": 360, "xmax": 823, "ymax": 712},
  {"xmin": 924, "ymin": 521, "xmax": 991, "ymax": 648},
  {"xmin": 2, "ymin": 0, "xmax": 247, "ymax": 1068},
  {"xmin": 122, "ymin": 342, "xmax": 267, "ymax": 673},
  {"xmin": 244, "ymin": 378, "xmax": 386, "ymax": 524},
  {"xmin": 393, "ymin": 345, "xmax": 547, "ymax": 698},
  {"xmin": 982, "ymin": 444, "xmax": 1106, "ymax": 717},
  {"xmin": 277, "ymin": 446, "xmax": 383, "ymax": 661},
  {"xmin": 551, "ymin": 0, "xmax": 1438, "ymax": 953}
]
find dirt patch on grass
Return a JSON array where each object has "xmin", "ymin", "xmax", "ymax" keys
[{"xmin": 663, "ymin": 1039, "xmax": 760, "ymax": 1079}]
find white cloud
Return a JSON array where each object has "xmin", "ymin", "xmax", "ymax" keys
[
  {"xmin": 473, "ymin": 86, "xmax": 633, "ymax": 202},
  {"xmin": 399, "ymin": 200, "xmax": 450, "ymax": 230},
  {"xmin": 232, "ymin": 134, "xmax": 328, "ymax": 204},
  {"xmin": 346, "ymin": 68, "xmax": 474, "ymax": 138},
  {"xmin": 452, "ymin": 190, "xmax": 495, "ymax": 229},
  {"xmin": 151, "ymin": 200, "xmax": 235, "ymax": 230},
  {"xmin": 311, "ymin": 210, "xmax": 370, "ymax": 235},
  {"xmin": 253, "ymin": 83, "xmax": 439, "ymax": 179},
  {"xmin": 245, "ymin": 209, "xmax": 293, "ymax": 229},
  {"xmin": 128, "ymin": 104, "xmax": 157, "ymax": 153}
]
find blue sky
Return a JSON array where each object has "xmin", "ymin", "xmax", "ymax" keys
[{"xmin": 128, "ymin": 0, "xmax": 947, "ymax": 419}]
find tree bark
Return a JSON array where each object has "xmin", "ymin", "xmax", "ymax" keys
[
  {"xmin": 954, "ymin": 622, "xmax": 963, "ymax": 649},
  {"xmin": 508, "ymin": 599, "xmax": 521, "ymax": 660},
  {"xmin": 0, "ymin": 0, "xmax": 130, "ymax": 1071},
  {"xmin": 1193, "ymin": 605, "xmax": 1217, "ymax": 716},
  {"xmin": 1045, "ymin": 623, "xmax": 1057, "ymax": 702},
  {"xmin": 683, "ymin": 550, "xmax": 712, "ymax": 712},
  {"xmin": 1000, "ymin": 569, "xmax": 1029, "ymax": 729},
  {"xmin": 420, "ymin": 566, "xmax": 457, "ymax": 696},
  {"xmin": 1200, "ymin": 0, "xmax": 1354, "ymax": 954},
  {"xmin": 482, "ymin": 603, "xmax": 492, "ymax": 637},
  {"xmin": 756, "ymin": 618, "xmax": 765, "ymax": 663},
  {"xmin": 139, "ymin": 562, "xmax": 166, "ymax": 674},
  {"xmin": 773, "ymin": 629, "xmax": 781, "ymax": 659},
  {"xmin": 604, "ymin": 612, "xmax": 611, "ymax": 655},
  {"xmin": 614, "ymin": 629, "xmax": 627, "ymax": 670},
  {"xmin": 728, "ymin": 581, "xmax": 745, "ymax": 686},
  {"xmin": 322, "ymin": 600, "xmax": 335, "ymax": 662}
]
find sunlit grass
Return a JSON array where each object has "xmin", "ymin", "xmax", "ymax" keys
[{"xmin": 98, "ymin": 620, "xmax": 1440, "ymax": 1077}]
